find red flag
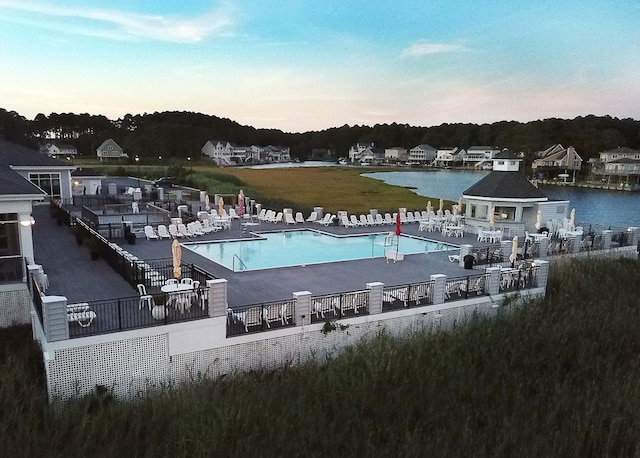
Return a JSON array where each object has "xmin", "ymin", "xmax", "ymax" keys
[{"xmin": 395, "ymin": 212, "xmax": 401, "ymax": 236}]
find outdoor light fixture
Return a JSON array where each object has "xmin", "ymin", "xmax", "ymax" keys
[{"xmin": 19, "ymin": 215, "xmax": 35, "ymax": 227}]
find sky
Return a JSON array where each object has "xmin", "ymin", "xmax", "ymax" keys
[{"xmin": 0, "ymin": 0, "xmax": 639, "ymax": 133}]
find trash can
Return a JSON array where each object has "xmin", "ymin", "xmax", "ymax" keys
[{"xmin": 463, "ymin": 254, "xmax": 474, "ymax": 270}]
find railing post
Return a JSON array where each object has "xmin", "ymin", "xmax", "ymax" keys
[
  {"xmin": 533, "ymin": 259, "xmax": 550, "ymax": 289},
  {"xmin": 207, "ymin": 279, "xmax": 228, "ymax": 318},
  {"xmin": 293, "ymin": 291, "xmax": 312, "ymax": 326},
  {"xmin": 537, "ymin": 237, "xmax": 549, "ymax": 259},
  {"xmin": 118, "ymin": 298, "xmax": 123, "ymax": 330},
  {"xmin": 458, "ymin": 244, "xmax": 473, "ymax": 268},
  {"xmin": 41, "ymin": 295, "xmax": 69, "ymax": 342},
  {"xmin": 485, "ymin": 267, "xmax": 501, "ymax": 295},
  {"xmin": 366, "ymin": 282, "xmax": 384, "ymax": 315},
  {"xmin": 602, "ymin": 230, "xmax": 613, "ymax": 249},
  {"xmin": 430, "ymin": 274, "xmax": 446, "ymax": 305},
  {"xmin": 627, "ymin": 227, "xmax": 639, "ymax": 247},
  {"xmin": 500, "ymin": 240, "xmax": 511, "ymax": 263},
  {"xmin": 571, "ymin": 236, "xmax": 581, "ymax": 253}
]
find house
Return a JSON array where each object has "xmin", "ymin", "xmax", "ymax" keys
[
  {"xmin": 408, "ymin": 144, "xmax": 437, "ymax": 164},
  {"xmin": 202, "ymin": 141, "xmax": 291, "ymax": 166},
  {"xmin": 532, "ymin": 144, "xmax": 582, "ymax": 177},
  {"xmin": 384, "ymin": 146, "xmax": 408, "ymax": 163},
  {"xmin": 348, "ymin": 142, "xmax": 375, "ymax": 164},
  {"xmin": 40, "ymin": 142, "xmax": 78, "ymax": 159},
  {"xmin": 462, "ymin": 150, "xmax": 569, "ymax": 238},
  {"xmin": 596, "ymin": 147, "xmax": 640, "ymax": 164},
  {"xmin": 71, "ymin": 168, "xmax": 105, "ymax": 195},
  {"xmin": 0, "ymin": 139, "xmax": 76, "ymax": 327},
  {"xmin": 462, "ymin": 146, "xmax": 501, "ymax": 168},
  {"xmin": 96, "ymin": 139, "xmax": 128, "ymax": 161},
  {"xmin": 433, "ymin": 147, "xmax": 465, "ymax": 167}
]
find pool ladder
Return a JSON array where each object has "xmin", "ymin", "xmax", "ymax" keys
[{"xmin": 233, "ymin": 254, "xmax": 247, "ymax": 272}]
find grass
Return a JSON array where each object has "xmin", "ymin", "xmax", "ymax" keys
[
  {"xmin": 83, "ymin": 161, "xmax": 452, "ymax": 215},
  {"xmin": 2, "ymin": 257, "xmax": 640, "ymax": 456}
]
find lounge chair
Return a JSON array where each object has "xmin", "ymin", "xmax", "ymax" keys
[
  {"xmin": 375, "ymin": 214, "xmax": 385, "ymax": 226},
  {"xmin": 285, "ymin": 213, "xmax": 296, "ymax": 225},
  {"xmin": 295, "ymin": 212, "xmax": 305, "ymax": 223},
  {"xmin": 350, "ymin": 215, "xmax": 362, "ymax": 227},
  {"xmin": 157, "ymin": 225, "xmax": 172, "ymax": 239},
  {"xmin": 317, "ymin": 214, "xmax": 335, "ymax": 226},
  {"xmin": 341, "ymin": 215, "xmax": 355, "ymax": 228},
  {"xmin": 306, "ymin": 211, "xmax": 318, "ymax": 223},
  {"xmin": 177, "ymin": 223, "xmax": 195, "ymax": 237},
  {"xmin": 384, "ymin": 213, "xmax": 394, "ymax": 225},
  {"xmin": 228, "ymin": 208, "xmax": 239, "ymax": 219},
  {"xmin": 187, "ymin": 222, "xmax": 205, "ymax": 236},
  {"xmin": 359, "ymin": 214, "xmax": 369, "ymax": 226},
  {"xmin": 256, "ymin": 208, "xmax": 267, "ymax": 220},
  {"xmin": 144, "ymin": 225, "xmax": 159, "ymax": 240},
  {"xmin": 168, "ymin": 224, "xmax": 184, "ymax": 238},
  {"xmin": 272, "ymin": 212, "xmax": 283, "ymax": 224},
  {"xmin": 202, "ymin": 219, "xmax": 222, "ymax": 232},
  {"xmin": 193, "ymin": 220, "xmax": 213, "ymax": 234},
  {"xmin": 366, "ymin": 214, "xmax": 376, "ymax": 226}
]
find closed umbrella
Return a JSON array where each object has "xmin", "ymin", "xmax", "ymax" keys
[
  {"xmin": 426, "ymin": 201, "xmax": 432, "ymax": 216},
  {"xmin": 489, "ymin": 206, "xmax": 495, "ymax": 228},
  {"xmin": 509, "ymin": 235, "xmax": 518, "ymax": 265},
  {"xmin": 569, "ymin": 208, "xmax": 575, "ymax": 229},
  {"xmin": 172, "ymin": 239, "xmax": 182, "ymax": 279},
  {"xmin": 218, "ymin": 196, "xmax": 224, "ymax": 215},
  {"xmin": 535, "ymin": 209, "xmax": 542, "ymax": 230},
  {"xmin": 438, "ymin": 198, "xmax": 443, "ymax": 216},
  {"xmin": 204, "ymin": 194, "xmax": 210, "ymax": 211},
  {"xmin": 458, "ymin": 197, "xmax": 463, "ymax": 214},
  {"xmin": 238, "ymin": 189, "xmax": 245, "ymax": 216},
  {"xmin": 395, "ymin": 212, "xmax": 402, "ymax": 255}
]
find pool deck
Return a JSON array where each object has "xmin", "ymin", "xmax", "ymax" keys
[{"xmin": 33, "ymin": 206, "xmax": 495, "ymax": 307}]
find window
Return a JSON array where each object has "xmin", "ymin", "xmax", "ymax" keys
[
  {"xmin": 29, "ymin": 172, "xmax": 61, "ymax": 199},
  {"xmin": 0, "ymin": 214, "xmax": 20, "ymax": 257},
  {"xmin": 494, "ymin": 206, "xmax": 515, "ymax": 221}
]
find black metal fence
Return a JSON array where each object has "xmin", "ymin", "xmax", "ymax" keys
[
  {"xmin": 498, "ymin": 264, "xmax": 539, "ymax": 293},
  {"xmin": 310, "ymin": 290, "xmax": 369, "ymax": 324},
  {"xmin": 227, "ymin": 298, "xmax": 297, "ymax": 337},
  {"xmin": 383, "ymin": 281, "xmax": 433, "ymax": 311},
  {"xmin": 470, "ymin": 246, "xmax": 503, "ymax": 267},
  {"xmin": 30, "ymin": 276, "xmax": 44, "ymax": 325},
  {"xmin": 444, "ymin": 273, "xmax": 491, "ymax": 302},
  {"xmin": 0, "ymin": 255, "xmax": 25, "ymax": 284},
  {"xmin": 68, "ymin": 288, "xmax": 210, "ymax": 338}
]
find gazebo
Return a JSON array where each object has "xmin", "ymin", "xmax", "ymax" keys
[{"xmin": 462, "ymin": 151, "xmax": 569, "ymax": 238}]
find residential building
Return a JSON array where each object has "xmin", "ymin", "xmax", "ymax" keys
[
  {"xmin": 348, "ymin": 142, "xmax": 375, "ymax": 164},
  {"xmin": 462, "ymin": 146, "xmax": 501, "ymax": 168},
  {"xmin": 532, "ymin": 144, "xmax": 582, "ymax": 173},
  {"xmin": 202, "ymin": 141, "xmax": 290, "ymax": 166},
  {"xmin": 96, "ymin": 139, "xmax": 128, "ymax": 161},
  {"xmin": 40, "ymin": 142, "xmax": 78, "ymax": 159},
  {"xmin": 384, "ymin": 146, "xmax": 408, "ymax": 162},
  {"xmin": 408, "ymin": 144, "xmax": 437, "ymax": 164},
  {"xmin": 433, "ymin": 147, "xmax": 465, "ymax": 167},
  {"xmin": 71, "ymin": 168, "xmax": 105, "ymax": 195}
]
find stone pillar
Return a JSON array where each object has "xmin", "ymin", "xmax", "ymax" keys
[
  {"xmin": 485, "ymin": 267, "xmax": 501, "ymax": 295},
  {"xmin": 533, "ymin": 259, "xmax": 550, "ymax": 289},
  {"xmin": 458, "ymin": 244, "xmax": 473, "ymax": 268},
  {"xmin": 430, "ymin": 274, "xmax": 446, "ymax": 305},
  {"xmin": 627, "ymin": 227, "xmax": 639, "ymax": 247},
  {"xmin": 571, "ymin": 236, "xmax": 581, "ymax": 253},
  {"xmin": 42, "ymin": 295, "xmax": 69, "ymax": 342},
  {"xmin": 602, "ymin": 230, "xmax": 613, "ymax": 249},
  {"xmin": 537, "ymin": 237, "xmax": 549, "ymax": 259},
  {"xmin": 293, "ymin": 291, "xmax": 312, "ymax": 326},
  {"xmin": 18, "ymin": 212, "xmax": 35, "ymax": 264},
  {"xmin": 207, "ymin": 279, "xmax": 227, "ymax": 318},
  {"xmin": 501, "ymin": 240, "xmax": 512, "ymax": 262},
  {"xmin": 366, "ymin": 282, "xmax": 384, "ymax": 315}
]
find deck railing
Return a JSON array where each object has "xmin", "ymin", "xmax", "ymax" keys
[
  {"xmin": 310, "ymin": 290, "xmax": 369, "ymax": 324},
  {"xmin": 227, "ymin": 298, "xmax": 297, "ymax": 337},
  {"xmin": 383, "ymin": 281, "xmax": 433, "ymax": 311},
  {"xmin": 444, "ymin": 273, "xmax": 491, "ymax": 302},
  {"xmin": 0, "ymin": 255, "xmax": 25, "ymax": 284}
]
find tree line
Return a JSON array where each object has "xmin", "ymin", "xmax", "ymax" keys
[{"xmin": 1, "ymin": 108, "xmax": 638, "ymax": 163}]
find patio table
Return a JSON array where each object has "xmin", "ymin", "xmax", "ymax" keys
[{"xmin": 161, "ymin": 283, "xmax": 194, "ymax": 313}]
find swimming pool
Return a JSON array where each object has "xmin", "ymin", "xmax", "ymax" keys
[{"xmin": 184, "ymin": 229, "xmax": 457, "ymax": 271}]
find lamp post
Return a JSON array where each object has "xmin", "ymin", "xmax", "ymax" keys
[
  {"xmin": 158, "ymin": 155, "xmax": 163, "ymax": 176},
  {"xmin": 135, "ymin": 156, "xmax": 140, "ymax": 187},
  {"xmin": 187, "ymin": 156, "xmax": 192, "ymax": 179}
]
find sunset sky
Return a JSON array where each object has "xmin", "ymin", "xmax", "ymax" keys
[{"xmin": 0, "ymin": 0, "xmax": 638, "ymax": 132}]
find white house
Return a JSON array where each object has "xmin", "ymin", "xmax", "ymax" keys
[
  {"xmin": 0, "ymin": 139, "xmax": 75, "ymax": 326},
  {"xmin": 463, "ymin": 146, "xmax": 501, "ymax": 168},
  {"xmin": 597, "ymin": 147, "xmax": 640, "ymax": 164},
  {"xmin": 40, "ymin": 142, "xmax": 78, "ymax": 159},
  {"xmin": 384, "ymin": 146, "xmax": 408, "ymax": 162},
  {"xmin": 408, "ymin": 144, "xmax": 437, "ymax": 164},
  {"xmin": 71, "ymin": 168, "xmax": 105, "ymax": 196},
  {"xmin": 433, "ymin": 147, "xmax": 465, "ymax": 167},
  {"xmin": 202, "ymin": 141, "xmax": 291, "ymax": 166},
  {"xmin": 348, "ymin": 142, "xmax": 375, "ymax": 163},
  {"xmin": 532, "ymin": 144, "xmax": 582, "ymax": 172},
  {"xmin": 96, "ymin": 139, "xmax": 128, "ymax": 161}
]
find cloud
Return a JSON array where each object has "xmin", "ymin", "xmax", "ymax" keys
[
  {"xmin": 401, "ymin": 41, "xmax": 466, "ymax": 58},
  {"xmin": 0, "ymin": 1, "xmax": 235, "ymax": 43}
]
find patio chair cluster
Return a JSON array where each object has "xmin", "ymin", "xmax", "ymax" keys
[
  {"xmin": 144, "ymin": 219, "xmax": 225, "ymax": 240},
  {"xmin": 418, "ymin": 211, "xmax": 466, "ymax": 237}
]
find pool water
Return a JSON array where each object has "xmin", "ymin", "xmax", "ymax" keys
[{"xmin": 184, "ymin": 229, "xmax": 456, "ymax": 271}]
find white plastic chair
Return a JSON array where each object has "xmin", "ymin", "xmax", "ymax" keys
[{"xmin": 137, "ymin": 284, "xmax": 154, "ymax": 310}]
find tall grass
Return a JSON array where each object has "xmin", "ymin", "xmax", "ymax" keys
[{"xmin": 2, "ymin": 257, "xmax": 640, "ymax": 456}]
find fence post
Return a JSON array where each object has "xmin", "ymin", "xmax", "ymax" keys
[
  {"xmin": 602, "ymin": 230, "xmax": 613, "ymax": 249},
  {"xmin": 627, "ymin": 227, "xmax": 639, "ymax": 247},
  {"xmin": 366, "ymin": 282, "xmax": 384, "ymax": 315},
  {"xmin": 458, "ymin": 244, "xmax": 473, "ymax": 268},
  {"xmin": 41, "ymin": 295, "xmax": 69, "ymax": 342},
  {"xmin": 430, "ymin": 274, "xmax": 446, "ymax": 305},
  {"xmin": 537, "ymin": 237, "xmax": 549, "ymax": 259},
  {"xmin": 500, "ymin": 240, "xmax": 511, "ymax": 261},
  {"xmin": 207, "ymin": 279, "xmax": 228, "ymax": 318},
  {"xmin": 293, "ymin": 291, "xmax": 312, "ymax": 326},
  {"xmin": 485, "ymin": 267, "xmax": 501, "ymax": 295},
  {"xmin": 571, "ymin": 236, "xmax": 581, "ymax": 253},
  {"xmin": 533, "ymin": 259, "xmax": 550, "ymax": 289}
]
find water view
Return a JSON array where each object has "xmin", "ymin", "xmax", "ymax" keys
[{"xmin": 364, "ymin": 170, "xmax": 640, "ymax": 229}]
